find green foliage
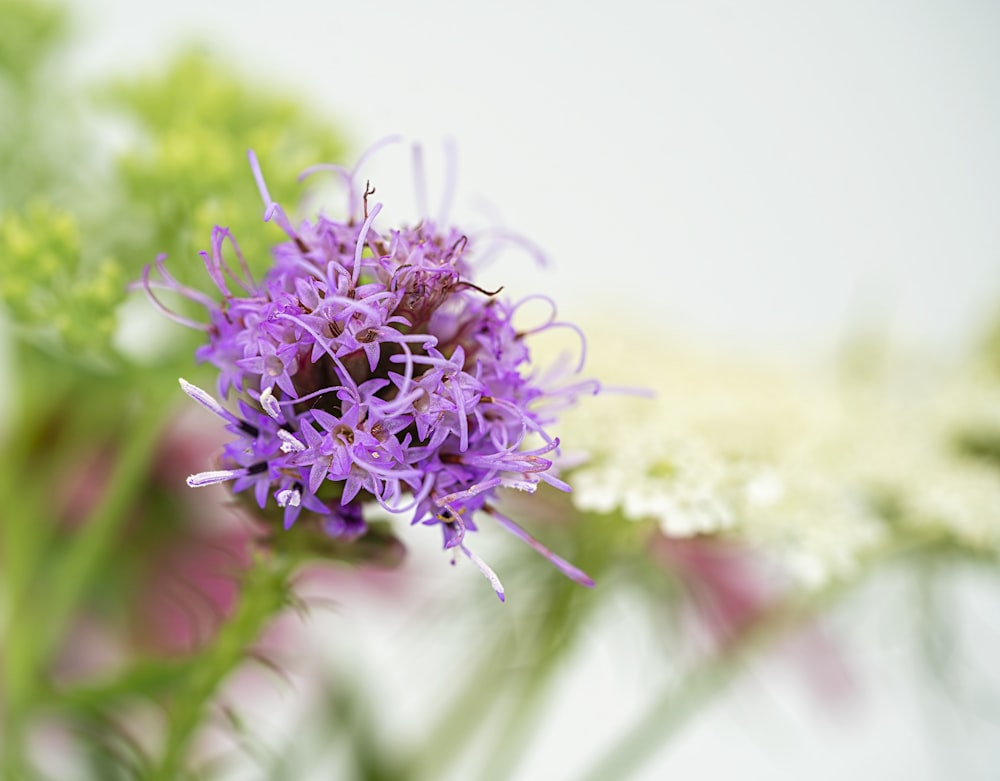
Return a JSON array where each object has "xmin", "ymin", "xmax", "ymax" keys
[
  {"xmin": 0, "ymin": 6, "xmax": 347, "ymax": 368},
  {"xmin": 0, "ymin": 0, "xmax": 66, "ymax": 85},
  {"xmin": 0, "ymin": 201, "xmax": 125, "ymax": 359},
  {"xmin": 0, "ymin": 0, "xmax": 82, "ymax": 210},
  {"xmin": 0, "ymin": 3, "xmax": 349, "ymax": 778},
  {"xmin": 103, "ymin": 50, "xmax": 347, "ymax": 287},
  {"xmin": 983, "ymin": 311, "xmax": 1000, "ymax": 377},
  {"xmin": 956, "ymin": 425, "xmax": 1000, "ymax": 470}
]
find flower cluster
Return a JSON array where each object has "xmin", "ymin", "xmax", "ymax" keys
[
  {"xmin": 143, "ymin": 149, "xmax": 596, "ymax": 599},
  {"xmin": 559, "ymin": 331, "xmax": 1000, "ymax": 587}
]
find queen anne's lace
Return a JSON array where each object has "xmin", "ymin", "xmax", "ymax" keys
[
  {"xmin": 561, "ymin": 333, "xmax": 1000, "ymax": 587},
  {"xmin": 143, "ymin": 149, "xmax": 598, "ymax": 599}
]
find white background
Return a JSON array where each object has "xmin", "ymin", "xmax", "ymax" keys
[
  {"xmin": 66, "ymin": 0, "xmax": 1000, "ymax": 355},
  {"xmin": 55, "ymin": 1, "xmax": 1000, "ymax": 778}
]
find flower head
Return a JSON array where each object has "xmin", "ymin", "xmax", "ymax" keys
[
  {"xmin": 561, "ymin": 328, "xmax": 1000, "ymax": 588},
  {"xmin": 144, "ymin": 145, "xmax": 597, "ymax": 599}
]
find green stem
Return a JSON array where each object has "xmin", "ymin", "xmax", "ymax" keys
[
  {"xmin": 395, "ymin": 622, "xmax": 541, "ymax": 781},
  {"xmin": 407, "ymin": 509, "xmax": 626, "ymax": 781},
  {"xmin": 477, "ymin": 605, "xmax": 588, "ymax": 781},
  {"xmin": 575, "ymin": 534, "xmax": 946, "ymax": 781},
  {"xmin": 148, "ymin": 557, "xmax": 295, "ymax": 781},
  {"xmin": 40, "ymin": 396, "xmax": 169, "ymax": 668},
  {"xmin": 406, "ymin": 650, "xmax": 507, "ymax": 781},
  {"xmin": 477, "ymin": 660, "xmax": 563, "ymax": 781},
  {"xmin": 2, "ymin": 386, "xmax": 169, "ymax": 779},
  {"xmin": 406, "ymin": 569, "xmax": 598, "ymax": 781}
]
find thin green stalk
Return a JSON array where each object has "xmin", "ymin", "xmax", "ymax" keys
[
  {"xmin": 1, "ymin": 456, "xmax": 53, "ymax": 780},
  {"xmin": 0, "ymin": 355, "xmax": 71, "ymax": 613},
  {"xmin": 404, "ymin": 572, "xmax": 598, "ymax": 781},
  {"xmin": 405, "ymin": 649, "xmax": 509, "ymax": 781},
  {"xmin": 408, "ymin": 510, "xmax": 628, "ymax": 781},
  {"xmin": 148, "ymin": 557, "xmax": 296, "ymax": 781},
  {"xmin": 1, "ymin": 388, "xmax": 100, "ymax": 621},
  {"xmin": 476, "ymin": 654, "xmax": 565, "ymax": 781},
  {"xmin": 575, "ymin": 534, "xmax": 947, "ymax": 781},
  {"xmin": 477, "ymin": 594, "xmax": 593, "ymax": 781},
  {"xmin": 35, "ymin": 391, "xmax": 170, "ymax": 671},
  {"xmin": 2, "ymin": 385, "xmax": 169, "ymax": 779}
]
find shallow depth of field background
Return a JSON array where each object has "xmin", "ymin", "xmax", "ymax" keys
[{"xmin": 52, "ymin": 1, "xmax": 1000, "ymax": 778}]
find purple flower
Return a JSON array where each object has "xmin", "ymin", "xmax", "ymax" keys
[{"xmin": 143, "ymin": 145, "xmax": 598, "ymax": 600}]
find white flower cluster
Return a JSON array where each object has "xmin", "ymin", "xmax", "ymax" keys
[{"xmin": 558, "ymin": 331, "xmax": 1000, "ymax": 587}]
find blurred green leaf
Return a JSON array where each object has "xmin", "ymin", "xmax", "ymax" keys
[
  {"xmin": 0, "ymin": 201, "xmax": 125, "ymax": 360},
  {"xmin": 102, "ymin": 50, "xmax": 347, "ymax": 286},
  {"xmin": 0, "ymin": 0, "xmax": 66, "ymax": 84},
  {"xmin": 983, "ymin": 312, "xmax": 1000, "ymax": 378}
]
